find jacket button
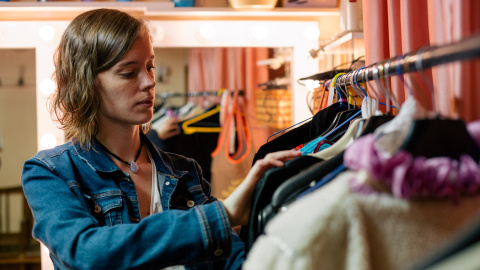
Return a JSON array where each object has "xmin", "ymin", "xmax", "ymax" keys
[
  {"xmin": 214, "ymin": 249, "xmax": 223, "ymax": 256},
  {"xmin": 94, "ymin": 205, "xmax": 101, "ymax": 213},
  {"xmin": 187, "ymin": 200, "xmax": 195, "ymax": 207},
  {"xmin": 165, "ymin": 181, "xmax": 170, "ymax": 186}
]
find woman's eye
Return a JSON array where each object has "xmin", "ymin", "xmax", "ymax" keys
[{"xmin": 121, "ymin": 72, "xmax": 135, "ymax": 78}]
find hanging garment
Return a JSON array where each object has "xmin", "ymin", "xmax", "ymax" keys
[
  {"xmin": 244, "ymin": 121, "xmax": 480, "ymax": 270},
  {"xmin": 410, "ymin": 214, "xmax": 480, "ymax": 270},
  {"xmin": 246, "ymin": 113, "xmax": 389, "ymax": 246},
  {"xmin": 239, "ymin": 155, "xmax": 322, "ymax": 252},
  {"xmin": 252, "ymin": 101, "xmax": 352, "ymax": 165},
  {"xmin": 244, "ymin": 171, "xmax": 480, "ymax": 270},
  {"xmin": 210, "ymin": 90, "xmax": 255, "ymax": 200}
]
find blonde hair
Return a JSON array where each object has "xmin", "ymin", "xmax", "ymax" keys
[{"xmin": 51, "ymin": 8, "xmax": 150, "ymax": 150}]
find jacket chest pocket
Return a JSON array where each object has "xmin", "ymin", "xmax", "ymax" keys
[
  {"xmin": 171, "ymin": 185, "xmax": 210, "ymax": 210},
  {"xmin": 91, "ymin": 195, "xmax": 124, "ymax": 226}
]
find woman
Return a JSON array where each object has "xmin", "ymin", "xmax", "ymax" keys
[{"xmin": 21, "ymin": 8, "xmax": 300, "ymax": 270}]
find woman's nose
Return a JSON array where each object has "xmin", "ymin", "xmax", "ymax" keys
[{"xmin": 141, "ymin": 70, "xmax": 156, "ymax": 90}]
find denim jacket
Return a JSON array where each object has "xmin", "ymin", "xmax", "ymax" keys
[{"xmin": 21, "ymin": 134, "xmax": 245, "ymax": 270}]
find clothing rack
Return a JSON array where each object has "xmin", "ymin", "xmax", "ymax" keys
[
  {"xmin": 156, "ymin": 89, "xmax": 245, "ymax": 100},
  {"xmin": 336, "ymin": 34, "xmax": 480, "ymax": 87},
  {"xmin": 156, "ymin": 91, "xmax": 220, "ymax": 99}
]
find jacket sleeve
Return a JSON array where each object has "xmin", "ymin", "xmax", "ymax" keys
[{"xmin": 22, "ymin": 156, "xmax": 242, "ymax": 270}]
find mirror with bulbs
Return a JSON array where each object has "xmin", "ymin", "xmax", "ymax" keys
[{"xmin": 0, "ymin": 6, "xmax": 348, "ymax": 268}]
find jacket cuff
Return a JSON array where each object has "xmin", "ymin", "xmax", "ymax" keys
[{"xmin": 194, "ymin": 200, "xmax": 232, "ymax": 260}]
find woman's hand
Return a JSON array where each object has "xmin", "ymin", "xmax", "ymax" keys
[
  {"xmin": 155, "ymin": 117, "xmax": 181, "ymax": 140},
  {"xmin": 222, "ymin": 150, "xmax": 302, "ymax": 227}
]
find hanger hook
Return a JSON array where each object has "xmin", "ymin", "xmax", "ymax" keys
[
  {"xmin": 414, "ymin": 47, "xmax": 436, "ymax": 113},
  {"xmin": 353, "ymin": 67, "xmax": 367, "ymax": 97},
  {"xmin": 340, "ymin": 75, "xmax": 350, "ymax": 109},
  {"xmin": 375, "ymin": 62, "xmax": 389, "ymax": 113},
  {"xmin": 395, "ymin": 54, "xmax": 414, "ymax": 97},
  {"xmin": 350, "ymin": 69, "xmax": 365, "ymax": 99},
  {"xmin": 365, "ymin": 65, "xmax": 380, "ymax": 103},
  {"xmin": 341, "ymin": 74, "xmax": 356, "ymax": 108},
  {"xmin": 334, "ymin": 74, "xmax": 350, "ymax": 109},
  {"xmin": 383, "ymin": 58, "xmax": 400, "ymax": 112}
]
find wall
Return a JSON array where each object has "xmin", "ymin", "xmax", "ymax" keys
[
  {"xmin": 0, "ymin": 49, "xmax": 37, "ymax": 233},
  {"xmin": 154, "ymin": 48, "xmax": 189, "ymax": 107}
]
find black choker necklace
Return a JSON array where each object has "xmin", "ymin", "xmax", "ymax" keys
[{"xmin": 97, "ymin": 139, "xmax": 143, "ymax": 173}]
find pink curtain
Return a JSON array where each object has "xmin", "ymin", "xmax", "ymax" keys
[
  {"xmin": 187, "ymin": 47, "xmax": 270, "ymax": 151},
  {"xmin": 363, "ymin": 0, "xmax": 480, "ymax": 122}
]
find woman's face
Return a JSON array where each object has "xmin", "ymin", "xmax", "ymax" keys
[{"xmin": 95, "ymin": 32, "xmax": 156, "ymax": 130}]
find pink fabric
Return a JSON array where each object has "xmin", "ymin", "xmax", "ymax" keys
[
  {"xmin": 363, "ymin": 0, "xmax": 480, "ymax": 121},
  {"xmin": 345, "ymin": 120, "xmax": 480, "ymax": 199},
  {"xmin": 187, "ymin": 47, "xmax": 270, "ymax": 151}
]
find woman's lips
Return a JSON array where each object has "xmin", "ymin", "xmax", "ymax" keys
[{"xmin": 137, "ymin": 98, "xmax": 154, "ymax": 108}]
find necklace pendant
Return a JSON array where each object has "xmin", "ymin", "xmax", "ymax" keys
[{"xmin": 129, "ymin": 161, "xmax": 139, "ymax": 173}]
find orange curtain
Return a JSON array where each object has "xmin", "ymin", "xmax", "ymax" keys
[
  {"xmin": 363, "ymin": 0, "xmax": 480, "ymax": 121},
  {"xmin": 187, "ymin": 47, "xmax": 270, "ymax": 151}
]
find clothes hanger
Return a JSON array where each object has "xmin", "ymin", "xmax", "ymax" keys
[
  {"xmin": 398, "ymin": 50, "xmax": 480, "ymax": 160},
  {"xmin": 315, "ymin": 75, "xmax": 361, "ymax": 138},
  {"xmin": 228, "ymin": 90, "xmax": 253, "ymax": 162},
  {"xmin": 181, "ymin": 90, "xmax": 225, "ymax": 135},
  {"xmin": 311, "ymin": 68, "xmax": 392, "ymax": 160},
  {"xmin": 272, "ymin": 63, "xmax": 400, "ymax": 211},
  {"xmin": 353, "ymin": 63, "xmax": 396, "ymax": 138},
  {"xmin": 297, "ymin": 75, "xmax": 360, "ymax": 155}
]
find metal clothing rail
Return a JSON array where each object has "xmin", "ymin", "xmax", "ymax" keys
[
  {"xmin": 336, "ymin": 33, "xmax": 480, "ymax": 87},
  {"xmin": 156, "ymin": 91, "xmax": 220, "ymax": 99},
  {"xmin": 156, "ymin": 89, "xmax": 245, "ymax": 100}
]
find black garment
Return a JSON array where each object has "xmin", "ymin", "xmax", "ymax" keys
[
  {"xmin": 270, "ymin": 152, "xmax": 345, "ymax": 213},
  {"xmin": 252, "ymin": 101, "xmax": 352, "ymax": 166},
  {"xmin": 240, "ymin": 152, "xmax": 344, "ymax": 254},
  {"xmin": 239, "ymin": 155, "xmax": 322, "ymax": 252},
  {"xmin": 163, "ymin": 109, "xmax": 220, "ymax": 183}
]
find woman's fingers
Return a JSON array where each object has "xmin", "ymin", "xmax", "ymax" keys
[
  {"xmin": 224, "ymin": 150, "xmax": 302, "ymax": 226},
  {"xmin": 251, "ymin": 150, "xmax": 302, "ymax": 176}
]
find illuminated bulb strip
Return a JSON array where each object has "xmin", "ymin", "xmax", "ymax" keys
[
  {"xmin": 252, "ymin": 24, "xmax": 268, "ymax": 40},
  {"xmin": 39, "ymin": 79, "xmax": 55, "ymax": 96},
  {"xmin": 39, "ymin": 25, "xmax": 55, "ymax": 41},
  {"xmin": 199, "ymin": 24, "xmax": 216, "ymax": 40},
  {"xmin": 41, "ymin": 133, "xmax": 57, "ymax": 149},
  {"xmin": 304, "ymin": 25, "xmax": 320, "ymax": 41}
]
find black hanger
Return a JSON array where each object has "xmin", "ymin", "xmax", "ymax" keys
[
  {"xmin": 298, "ymin": 69, "xmax": 350, "ymax": 82},
  {"xmin": 271, "ymin": 152, "xmax": 345, "ymax": 213},
  {"xmin": 399, "ymin": 118, "xmax": 480, "ymax": 161},
  {"xmin": 252, "ymin": 101, "xmax": 350, "ymax": 165},
  {"xmin": 354, "ymin": 114, "xmax": 395, "ymax": 138},
  {"xmin": 319, "ymin": 108, "xmax": 361, "ymax": 142}
]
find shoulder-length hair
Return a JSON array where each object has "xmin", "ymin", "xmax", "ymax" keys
[{"xmin": 50, "ymin": 8, "xmax": 150, "ymax": 150}]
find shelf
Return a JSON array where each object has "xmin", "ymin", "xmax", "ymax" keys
[
  {"xmin": 322, "ymin": 31, "xmax": 364, "ymax": 51},
  {"xmin": 0, "ymin": 2, "xmax": 339, "ymax": 21}
]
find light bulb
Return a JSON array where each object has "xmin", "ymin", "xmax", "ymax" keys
[
  {"xmin": 199, "ymin": 24, "xmax": 216, "ymax": 40},
  {"xmin": 41, "ymin": 133, "xmax": 57, "ymax": 149},
  {"xmin": 251, "ymin": 24, "xmax": 268, "ymax": 40},
  {"xmin": 39, "ymin": 25, "xmax": 55, "ymax": 41},
  {"xmin": 39, "ymin": 79, "xmax": 55, "ymax": 95},
  {"xmin": 151, "ymin": 25, "xmax": 165, "ymax": 43},
  {"xmin": 304, "ymin": 25, "xmax": 320, "ymax": 41},
  {"xmin": 305, "ymin": 79, "xmax": 321, "ymax": 91}
]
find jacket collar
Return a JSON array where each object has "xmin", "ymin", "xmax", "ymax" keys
[{"xmin": 73, "ymin": 133, "xmax": 187, "ymax": 178}]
